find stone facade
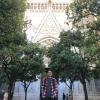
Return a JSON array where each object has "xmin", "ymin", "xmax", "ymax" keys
[{"xmin": 25, "ymin": 0, "xmax": 73, "ymax": 46}]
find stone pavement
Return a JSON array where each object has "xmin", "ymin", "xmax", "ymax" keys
[{"xmin": 2, "ymin": 79, "xmax": 100, "ymax": 100}]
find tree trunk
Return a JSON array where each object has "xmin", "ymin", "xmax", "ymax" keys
[
  {"xmin": 24, "ymin": 89, "xmax": 27, "ymax": 100},
  {"xmin": 70, "ymin": 81, "xmax": 73, "ymax": 100},
  {"xmin": 23, "ymin": 81, "xmax": 31, "ymax": 100},
  {"xmin": 82, "ymin": 80, "xmax": 88, "ymax": 100},
  {"xmin": 8, "ymin": 82, "xmax": 13, "ymax": 100}
]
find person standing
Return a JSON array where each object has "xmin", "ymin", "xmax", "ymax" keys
[{"xmin": 41, "ymin": 69, "xmax": 58, "ymax": 100}]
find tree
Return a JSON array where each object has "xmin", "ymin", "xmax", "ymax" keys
[
  {"xmin": 0, "ymin": 43, "xmax": 45, "ymax": 100},
  {"xmin": 0, "ymin": 47, "xmax": 24, "ymax": 100},
  {"xmin": 0, "ymin": 67, "xmax": 7, "ymax": 88},
  {"xmin": 58, "ymin": 27, "xmax": 99, "ymax": 100},
  {"xmin": 48, "ymin": 29, "xmax": 97, "ymax": 100},
  {"xmin": 66, "ymin": 0, "xmax": 100, "ymax": 99},
  {"xmin": 18, "ymin": 43, "xmax": 45, "ymax": 100},
  {"xmin": 0, "ymin": 0, "xmax": 26, "ymax": 48},
  {"xmin": 60, "ymin": 30, "xmax": 90, "ymax": 100},
  {"xmin": 0, "ymin": 0, "xmax": 26, "ymax": 99},
  {"xmin": 47, "ymin": 1, "xmax": 100, "ymax": 99},
  {"xmin": 47, "ymin": 40, "xmax": 76, "ymax": 99}
]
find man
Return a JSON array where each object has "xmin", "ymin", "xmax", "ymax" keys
[{"xmin": 41, "ymin": 69, "xmax": 58, "ymax": 100}]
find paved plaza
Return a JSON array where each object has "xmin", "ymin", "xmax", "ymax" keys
[{"xmin": 11, "ymin": 80, "xmax": 100, "ymax": 100}]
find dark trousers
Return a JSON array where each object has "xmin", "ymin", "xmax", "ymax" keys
[
  {"xmin": 63, "ymin": 93, "xmax": 66, "ymax": 100},
  {"xmin": 42, "ymin": 97, "xmax": 57, "ymax": 100}
]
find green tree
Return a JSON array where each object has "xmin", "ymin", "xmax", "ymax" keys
[
  {"xmin": 47, "ymin": 0, "xmax": 100, "ymax": 97},
  {"xmin": 67, "ymin": 0, "xmax": 100, "ymax": 99},
  {"xmin": 47, "ymin": 41, "xmax": 76, "ymax": 99},
  {"xmin": 0, "ymin": 0, "xmax": 26, "ymax": 48},
  {"xmin": 60, "ymin": 30, "xmax": 91, "ymax": 100},
  {"xmin": 18, "ymin": 43, "xmax": 45, "ymax": 100},
  {"xmin": 48, "ymin": 29, "xmax": 98, "ymax": 100},
  {"xmin": 69, "ymin": 0, "xmax": 100, "ymax": 75},
  {"xmin": 0, "ymin": 0, "xmax": 26, "ymax": 99},
  {"xmin": 0, "ymin": 47, "xmax": 24, "ymax": 100}
]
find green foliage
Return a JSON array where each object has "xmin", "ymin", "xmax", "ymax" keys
[
  {"xmin": 48, "ymin": 0, "xmax": 100, "ymax": 100},
  {"xmin": 89, "ymin": 17, "xmax": 100, "ymax": 31},
  {"xmin": 18, "ymin": 43, "xmax": 45, "ymax": 81},
  {"xmin": 48, "ymin": 1, "xmax": 99, "ymax": 99},
  {"xmin": 0, "ymin": 68, "xmax": 7, "ymax": 86},
  {"xmin": 0, "ymin": 0, "xmax": 27, "ymax": 85},
  {"xmin": 70, "ymin": 0, "xmax": 100, "ymax": 78},
  {"xmin": 93, "ymin": 63, "xmax": 100, "ymax": 78},
  {"xmin": 0, "ymin": 0, "xmax": 26, "ymax": 48},
  {"xmin": 70, "ymin": 0, "xmax": 100, "ymax": 24},
  {"xmin": 0, "ymin": 43, "xmax": 45, "ymax": 82},
  {"xmin": 48, "ymin": 30, "xmax": 93, "ymax": 81},
  {"xmin": 89, "ymin": 0, "xmax": 100, "ymax": 15},
  {"xmin": 60, "ymin": 30, "xmax": 83, "ymax": 47},
  {"xmin": 0, "ymin": 1, "xmax": 27, "ymax": 99},
  {"xmin": 17, "ymin": 43, "xmax": 45, "ymax": 100}
]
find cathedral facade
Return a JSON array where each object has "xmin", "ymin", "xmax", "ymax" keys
[
  {"xmin": 24, "ymin": 0, "xmax": 72, "ymax": 47},
  {"xmin": 12, "ymin": 1, "xmax": 100, "ymax": 100}
]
